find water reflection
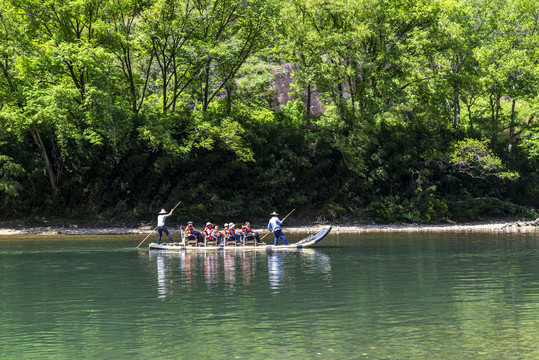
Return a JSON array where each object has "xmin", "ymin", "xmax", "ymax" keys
[
  {"xmin": 298, "ymin": 248, "xmax": 332, "ymax": 281},
  {"xmin": 3, "ymin": 233, "xmax": 538, "ymax": 359},
  {"xmin": 223, "ymin": 252, "xmax": 236, "ymax": 290},
  {"xmin": 204, "ymin": 251, "xmax": 220, "ymax": 288},
  {"xmin": 156, "ymin": 252, "xmax": 169, "ymax": 298},
  {"xmin": 268, "ymin": 252, "xmax": 285, "ymax": 293},
  {"xmin": 149, "ymin": 249, "xmax": 332, "ymax": 298}
]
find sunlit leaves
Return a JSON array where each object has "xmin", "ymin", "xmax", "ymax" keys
[
  {"xmin": 449, "ymin": 138, "xmax": 519, "ymax": 180},
  {"xmin": 520, "ymin": 124, "xmax": 539, "ymax": 159}
]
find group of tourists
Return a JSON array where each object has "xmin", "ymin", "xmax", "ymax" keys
[
  {"xmin": 156, "ymin": 209, "xmax": 288, "ymax": 246},
  {"xmin": 200, "ymin": 221, "xmax": 263, "ymax": 245}
]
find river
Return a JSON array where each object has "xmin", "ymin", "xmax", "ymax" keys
[{"xmin": 1, "ymin": 231, "xmax": 538, "ymax": 359}]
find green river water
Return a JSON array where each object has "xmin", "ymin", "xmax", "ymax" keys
[{"xmin": 1, "ymin": 231, "xmax": 538, "ymax": 359}]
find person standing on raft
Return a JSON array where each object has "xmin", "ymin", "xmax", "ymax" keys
[
  {"xmin": 268, "ymin": 211, "xmax": 288, "ymax": 246},
  {"xmin": 157, "ymin": 208, "xmax": 175, "ymax": 244}
]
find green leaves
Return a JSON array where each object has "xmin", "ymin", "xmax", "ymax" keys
[
  {"xmin": 0, "ymin": 155, "xmax": 24, "ymax": 197},
  {"xmin": 449, "ymin": 138, "xmax": 519, "ymax": 180},
  {"xmin": 0, "ymin": 0, "xmax": 538, "ymax": 222}
]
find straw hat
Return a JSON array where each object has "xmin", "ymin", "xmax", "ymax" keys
[
  {"xmin": 159, "ymin": 209, "xmax": 168, "ymax": 214},
  {"xmin": 270, "ymin": 211, "xmax": 278, "ymax": 216}
]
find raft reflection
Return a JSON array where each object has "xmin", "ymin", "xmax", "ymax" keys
[{"xmin": 149, "ymin": 249, "xmax": 331, "ymax": 298}]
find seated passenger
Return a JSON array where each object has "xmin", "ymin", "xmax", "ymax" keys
[
  {"xmin": 228, "ymin": 223, "xmax": 241, "ymax": 243},
  {"xmin": 224, "ymin": 224, "xmax": 233, "ymax": 244},
  {"xmin": 203, "ymin": 222, "xmax": 214, "ymax": 241},
  {"xmin": 241, "ymin": 221, "xmax": 262, "ymax": 243},
  {"xmin": 211, "ymin": 226, "xmax": 225, "ymax": 244},
  {"xmin": 185, "ymin": 221, "xmax": 203, "ymax": 243}
]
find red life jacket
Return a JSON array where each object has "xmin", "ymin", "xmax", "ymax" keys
[
  {"xmin": 211, "ymin": 229, "xmax": 223, "ymax": 238},
  {"xmin": 204, "ymin": 226, "xmax": 213, "ymax": 238}
]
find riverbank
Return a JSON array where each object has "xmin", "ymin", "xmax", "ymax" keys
[{"xmin": 0, "ymin": 220, "xmax": 537, "ymax": 235}]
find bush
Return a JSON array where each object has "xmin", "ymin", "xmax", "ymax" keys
[
  {"xmin": 417, "ymin": 194, "xmax": 449, "ymax": 223},
  {"xmin": 366, "ymin": 197, "xmax": 405, "ymax": 223}
]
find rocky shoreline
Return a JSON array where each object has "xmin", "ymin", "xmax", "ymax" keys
[{"xmin": 0, "ymin": 220, "xmax": 537, "ymax": 236}]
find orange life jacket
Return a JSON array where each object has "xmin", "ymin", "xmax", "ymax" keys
[
  {"xmin": 204, "ymin": 226, "xmax": 213, "ymax": 237},
  {"xmin": 242, "ymin": 225, "xmax": 253, "ymax": 235},
  {"xmin": 185, "ymin": 225, "xmax": 196, "ymax": 235}
]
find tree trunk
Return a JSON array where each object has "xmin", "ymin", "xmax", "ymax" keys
[
  {"xmin": 453, "ymin": 80, "xmax": 460, "ymax": 129},
  {"xmin": 508, "ymin": 97, "xmax": 517, "ymax": 159},
  {"xmin": 305, "ymin": 83, "xmax": 312, "ymax": 128},
  {"xmin": 29, "ymin": 122, "xmax": 58, "ymax": 195},
  {"xmin": 466, "ymin": 101, "xmax": 474, "ymax": 134},
  {"xmin": 202, "ymin": 59, "xmax": 212, "ymax": 112},
  {"xmin": 162, "ymin": 53, "xmax": 168, "ymax": 114},
  {"xmin": 226, "ymin": 85, "xmax": 232, "ymax": 117}
]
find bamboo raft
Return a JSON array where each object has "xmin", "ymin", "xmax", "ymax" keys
[{"xmin": 149, "ymin": 226, "xmax": 332, "ymax": 251}]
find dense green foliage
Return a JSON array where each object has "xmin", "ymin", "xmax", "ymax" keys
[{"xmin": 0, "ymin": 0, "xmax": 538, "ymax": 225}]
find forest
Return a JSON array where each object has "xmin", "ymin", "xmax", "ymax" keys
[{"xmin": 0, "ymin": 0, "xmax": 538, "ymax": 226}]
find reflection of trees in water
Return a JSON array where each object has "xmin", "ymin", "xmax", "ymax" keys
[{"xmin": 149, "ymin": 249, "xmax": 332, "ymax": 297}]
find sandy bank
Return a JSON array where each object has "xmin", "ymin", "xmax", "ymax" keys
[{"xmin": 0, "ymin": 221, "xmax": 537, "ymax": 236}]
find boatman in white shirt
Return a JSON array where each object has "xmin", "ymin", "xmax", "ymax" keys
[
  {"xmin": 268, "ymin": 211, "xmax": 288, "ymax": 246},
  {"xmin": 157, "ymin": 208, "xmax": 174, "ymax": 244}
]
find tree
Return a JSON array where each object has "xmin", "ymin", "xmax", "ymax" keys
[
  {"xmin": 475, "ymin": 0, "xmax": 539, "ymax": 158},
  {"xmin": 98, "ymin": 0, "xmax": 153, "ymax": 116},
  {"xmin": 0, "ymin": 1, "xmax": 60, "ymax": 194},
  {"xmin": 449, "ymin": 138, "xmax": 518, "ymax": 180},
  {"xmin": 0, "ymin": 0, "xmax": 139, "ymax": 196},
  {"xmin": 422, "ymin": 0, "xmax": 486, "ymax": 130}
]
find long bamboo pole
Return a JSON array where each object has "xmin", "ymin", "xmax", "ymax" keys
[
  {"xmin": 136, "ymin": 201, "xmax": 182, "ymax": 248},
  {"xmin": 261, "ymin": 208, "xmax": 296, "ymax": 240}
]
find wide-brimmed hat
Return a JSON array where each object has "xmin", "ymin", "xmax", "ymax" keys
[
  {"xmin": 188, "ymin": 221, "xmax": 193, "ymax": 224},
  {"xmin": 270, "ymin": 211, "xmax": 278, "ymax": 216},
  {"xmin": 224, "ymin": 223, "xmax": 229, "ymax": 227},
  {"xmin": 159, "ymin": 209, "xmax": 168, "ymax": 214},
  {"xmin": 206, "ymin": 222, "xmax": 212, "ymax": 226}
]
